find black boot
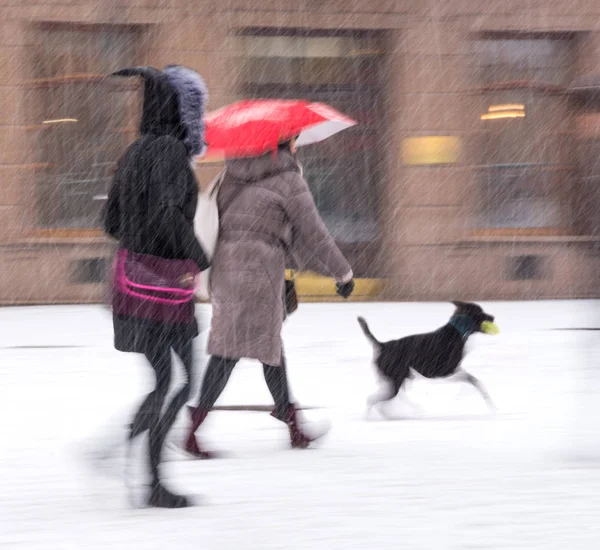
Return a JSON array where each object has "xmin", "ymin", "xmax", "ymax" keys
[
  {"xmin": 146, "ymin": 416, "xmax": 190, "ymax": 508},
  {"xmin": 147, "ymin": 481, "xmax": 190, "ymax": 509}
]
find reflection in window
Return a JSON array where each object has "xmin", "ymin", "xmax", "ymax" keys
[
  {"xmin": 474, "ymin": 35, "xmax": 572, "ymax": 86},
  {"xmin": 478, "ymin": 165, "xmax": 565, "ymax": 228},
  {"xmin": 237, "ymin": 30, "xmax": 387, "ymax": 274},
  {"xmin": 29, "ymin": 24, "xmax": 145, "ymax": 229},
  {"xmin": 473, "ymin": 34, "xmax": 575, "ymax": 230}
]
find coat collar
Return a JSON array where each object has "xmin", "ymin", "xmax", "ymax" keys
[{"xmin": 225, "ymin": 150, "xmax": 301, "ymax": 183}]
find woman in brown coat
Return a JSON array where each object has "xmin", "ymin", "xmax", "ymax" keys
[{"xmin": 185, "ymin": 138, "xmax": 354, "ymax": 456}]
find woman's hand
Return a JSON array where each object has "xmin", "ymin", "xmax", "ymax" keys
[
  {"xmin": 335, "ymin": 270, "xmax": 354, "ymax": 298},
  {"xmin": 336, "ymin": 279, "xmax": 355, "ymax": 299},
  {"xmin": 180, "ymin": 273, "xmax": 195, "ymax": 289}
]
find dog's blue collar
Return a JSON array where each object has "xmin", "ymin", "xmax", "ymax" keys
[{"xmin": 449, "ymin": 314, "xmax": 476, "ymax": 338}]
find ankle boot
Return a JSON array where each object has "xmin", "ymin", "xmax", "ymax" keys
[
  {"xmin": 147, "ymin": 480, "xmax": 190, "ymax": 508},
  {"xmin": 184, "ymin": 406, "xmax": 217, "ymax": 459},
  {"xmin": 271, "ymin": 404, "xmax": 318, "ymax": 449}
]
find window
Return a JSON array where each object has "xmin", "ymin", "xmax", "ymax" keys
[
  {"xmin": 28, "ymin": 24, "xmax": 146, "ymax": 229},
  {"xmin": 236, "ymin": 29, "xmax": 388, "ymax": 275},
  {"xmin": 475, "ymin": 36, "xmax": 571, "ymax": 87},
  {"xmin": 573, "ymin": 96, "xmax": 600, "ymax": 236},
  {"xmin": 508, "ymin": 254, "xmax": 546, "ymax": 280},
  {"xmin": 472, "ymin": 34, "xmax": 575, "ymax": 232},
  {"xmin": 71, "ymin": 257, "xmax": 108, "ymax": 284}
]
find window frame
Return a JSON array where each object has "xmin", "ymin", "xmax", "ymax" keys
[
  {"xmin": 24, "ymin": 22, "xmax": 148, "ymax": 237},
  {"xmin": 468, "ymin": 32, "xmax": 577, "ymax": 237},
  {"xmin": 234, "ymin": 27, "xmax": 390, "ymax": 276}
]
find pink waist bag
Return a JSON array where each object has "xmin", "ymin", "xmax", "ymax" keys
[{"xmin": 112, "ymin": 248, "xmax": 199, "ymax": 324}]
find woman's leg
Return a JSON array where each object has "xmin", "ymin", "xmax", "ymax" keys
[
  {"xmin": 140, "ymin": 342, "xmax": 172, "ymax": 480},
  {"xmin": 185, "ymin": 355, "xmax": 238, "ymax": 458},
  {"xmin": 128, "ymin": 392, "xmax": 156, "ymax": 440},
  {"xmin": 197, "ymin": 355, "xmax": 238, "ymax": 410},
  {"xmin": 141, "ymin": 341, "xmax": 190, "ymax": 507},
  {"xmin": 263, "ymin": 353, "xmax": 323, "ymax": 449},
  {"xmin": 262, "ymin": 355, "xmax": 291, "ymax": 419},
  {"xmin": 158, "ymin": 336, "xmax": 194, "ymax": 441}
]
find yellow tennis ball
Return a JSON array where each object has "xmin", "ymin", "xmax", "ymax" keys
[{"xmin": 480, "ymin": 321, "xmax": 500, "ymax": 335}]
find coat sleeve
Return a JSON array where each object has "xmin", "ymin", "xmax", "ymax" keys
[
  {"xmin": 152, "ymin": 139, "xmax": 210, "ymax": 271},
  {"xmin": 103, "ymin": 178, "xmax": 121, "ymax": 240},
  {"xmin": 284, "ymin": 173, "xmax": 352, "ymax": 281}
]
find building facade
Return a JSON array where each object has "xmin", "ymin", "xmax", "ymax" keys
[{"xmin": 0, "ymin": 0, "xmax": 599, "ymax": 304}]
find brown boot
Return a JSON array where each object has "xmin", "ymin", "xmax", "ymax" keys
[
  {"xmin": 271, "ymin": 404, "xmax": 326, "ymax": 449},
  {"xmin": 184, "ymin": 406, "xmax": 217, "ymax": 459}
]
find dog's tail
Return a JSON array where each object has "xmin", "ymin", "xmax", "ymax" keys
[{"xmin": 357, "ymin": 317, "xmax": 381, "ymax": 349}]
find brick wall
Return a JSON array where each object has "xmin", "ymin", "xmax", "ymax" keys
[{"xmin": 0, "ymin": 0, "xmax": 598, "ymax": 303}]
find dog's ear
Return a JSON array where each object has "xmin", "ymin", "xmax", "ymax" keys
[{"xmin": 451, "ymin": 300, "xmax": 469, "ymax": 310}]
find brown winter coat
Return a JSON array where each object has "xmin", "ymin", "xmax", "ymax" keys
[{"xmin": 207, "ymin": 150, "xmax": 352, "ymax": 366}]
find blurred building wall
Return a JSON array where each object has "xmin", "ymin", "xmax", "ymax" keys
[{"xmin": 0, "ymin": 0, "xmax": 599, "ymax": 304}]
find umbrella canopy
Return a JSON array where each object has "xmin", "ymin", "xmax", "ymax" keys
[{"xmin": 203, "ymin": 99, "xmax": 357, "ymax": 159}]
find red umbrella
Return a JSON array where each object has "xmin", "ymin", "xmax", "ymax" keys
[{"xmin": 202, "ymin": 99, "xmax": 357, "ymax": 159}]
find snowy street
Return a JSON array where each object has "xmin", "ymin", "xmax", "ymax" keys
[{"xmin": 0, "ymin": 301, "xmax": 599, "ymax": 549}]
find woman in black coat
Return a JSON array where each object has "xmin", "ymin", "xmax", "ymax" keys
[{"xmin": 104, "ymin": 65, "xmax": 209, "ymax": 508}]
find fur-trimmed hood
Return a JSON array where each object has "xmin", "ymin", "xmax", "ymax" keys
[{"xmin": 111, "ymin": 65, "xmax": 208, "ymax": 158}]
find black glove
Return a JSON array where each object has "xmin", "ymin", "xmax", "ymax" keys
[{"xmin": 336, "ymin": 279, "xmax": 355, "ymax": 299}]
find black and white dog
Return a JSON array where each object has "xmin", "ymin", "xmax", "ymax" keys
[{"xmin": 358, "ymin": 301, "xmax": 499, "ymax": 415}]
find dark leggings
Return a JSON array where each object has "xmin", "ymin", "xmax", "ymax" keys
[
  {"xmin": 197, "ymin": 354, "xmax": 291, "ymax": 416},
  {"xmin": 130, "ymin": 336, "xmax": 194, "ymax": 484}
]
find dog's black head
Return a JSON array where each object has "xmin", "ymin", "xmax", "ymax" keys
[{"xmin": 449, "ymin": 301, "xmax": 496, "ymax": 336}]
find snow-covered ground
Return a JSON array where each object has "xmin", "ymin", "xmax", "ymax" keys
[{"xmin": 0, "ymin": 300, "xmax": 599, "ymax": 549}]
